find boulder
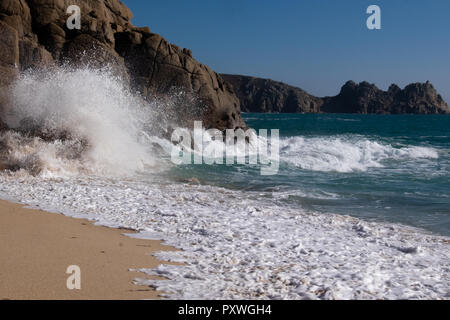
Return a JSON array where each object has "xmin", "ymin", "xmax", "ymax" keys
[
  {"xmin": 19, "ymin": 39, "xmax": 54, "ymax": 71},
  {"xmin": 0, "ymin": 0, "xmax": 32, "ymax": 37},
  {"xmin": 0, "ymin": 20, "xmax": 19, "ymax": 86}
]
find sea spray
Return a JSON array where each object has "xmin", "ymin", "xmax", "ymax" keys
[
  {"xmin": 0, "ymin": 67, "xmax": 169, "ymax": 177},
  {"xmin": 0, "ymin": 66, "xmax": 268, "ymax": 178}
]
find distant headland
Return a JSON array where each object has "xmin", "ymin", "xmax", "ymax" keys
[{"xmin": 222, "ymin": 74, "xmax": 450, "ymax": 115}]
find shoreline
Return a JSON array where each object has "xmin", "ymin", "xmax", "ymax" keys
[
  {"xmin": 0, "ymin": 199, "xmax": 179, "ymax": 300},
  {"xmin": 0, "ymin": 168, "xmax": 449, "ymax": 299}
]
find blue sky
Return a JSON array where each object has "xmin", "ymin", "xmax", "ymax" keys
[{"xmin": 123, "ymin": 0, "xmax": 450, "ymax": 101}]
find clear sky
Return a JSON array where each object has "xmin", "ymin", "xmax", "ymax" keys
[{"xmin": 122, "ymin": 0, "xmax": 450, "ymax": 102}]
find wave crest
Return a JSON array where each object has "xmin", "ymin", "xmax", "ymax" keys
[{"xmin": 280, "ymin": 136, "xmax": 438, "ymax": 172}]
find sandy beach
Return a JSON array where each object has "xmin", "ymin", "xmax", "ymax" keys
[{"xmin": 0, "ymin": 200, "xmax": 178, "ymax": 300}]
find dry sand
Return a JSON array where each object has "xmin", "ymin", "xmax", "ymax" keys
[{"xmin": 0, "ymin": 199, "xmax": 179, "ymax": 300}]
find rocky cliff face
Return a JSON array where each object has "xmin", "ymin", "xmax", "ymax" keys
[
  {"xmin": 0, "ymin": 0, "xmax": 245, "ymax": 130},
  {"xmin": 321, "ymin": 81, "xmax": 449, "ymax": 114},
  {"xmin": 223, "ymin": 75, "xmax": 450, "ymax": 115},
  {"xmin": 221, "ymin": 74, "xmax": 322, "ymax": 113}
]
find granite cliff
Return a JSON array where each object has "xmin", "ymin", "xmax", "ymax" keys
[
  {"xmin": 222, "ymin": 74, "xmax": 449, "ymax": 115},
  {"xmin": 221, "ymin": 74, "xmax": 322, "ymax": 113},
  {"xmin": 321, "ymin": 80, "xmax": 449, "ymax": 114},
  {"xmin": 0, "ymin": 0, "xmax": 245, "ymax": 130}
]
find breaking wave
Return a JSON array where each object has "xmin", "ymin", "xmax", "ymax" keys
[
  {"xmin": 279, "ymin": 136, "xmax": 439, "ymax": 172},
  {"xmin": 0, "ymin": 67, "xmax": 178, "ymax": 177}
]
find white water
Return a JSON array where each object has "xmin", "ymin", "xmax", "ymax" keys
[
  {"xmin": 0, "ymin": 68, "xmax": 449, "ymax": 300},
  {"xmin": 280, "ymin": 136, "xmax": 438, "ymax": 173},
  {"xmin": 0, "ymin": 68, "xmax": 169, "ymax": 177},
  {"xmin": 0, "ymin": 174, "xmax": 449, "ymax": 300}
]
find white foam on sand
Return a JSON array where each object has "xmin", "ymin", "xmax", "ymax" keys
[{"xmin": 0, "ymin": 173, "xmax": 449, "ymax": 300}]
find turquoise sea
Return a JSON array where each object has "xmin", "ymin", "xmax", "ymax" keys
[{"xmin": 173, "ymin": 113, "xmax": 450, "ymax": 236}]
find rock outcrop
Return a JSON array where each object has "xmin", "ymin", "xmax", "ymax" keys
[
  {"xmin": 321, "ymin": 81, "xmax": 450, "ymax": 114},
  {"xmin": 223, "ymin": 74, "xmax": 450, "ymax": 115},
  {"xmin": 0, "ymin": 20, "xmax": 19, "ymax": 87},
  {"xmin": 0, "ymin": 0, "xmax": 245, "ymax": 130},
  {"xmin": 221, "ymin": 74, "xmax": 322, "ymax": 113}
]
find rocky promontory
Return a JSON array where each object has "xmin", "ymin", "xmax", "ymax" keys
[
  {"xmin": 221, "ymin": 74, "xmax": 322, "ymax": 113},
  {"xmin": 321, "ymin": 80, "xmax": 449, "ymax": 114},
  {"xmin": 222, "ymin": 74, "xmax": 450, "ymax": 115},
  {"xmin": 0, "ymin": 0, "xmax": 245, "ymax": 130}
]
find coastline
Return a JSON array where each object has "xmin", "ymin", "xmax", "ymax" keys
[
  {"xmin": 0, "ymin": 199, "xmax": 178, "ymax": 300},
  {"xmin": 1, "ymin": 170, "xmax": 449, "ymax": 299}
]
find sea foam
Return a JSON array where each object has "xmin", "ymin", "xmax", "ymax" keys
[
  {"xmin": 0, "ymin": 174, "xmax": 448, "ymax": 300},
  {"xmin": 0, "ymin": 67, "xmax": 170, "ymax": 177},
  {"xmin": 280, "ymin": 136, "xmax": 439, "ymax": 172}
]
